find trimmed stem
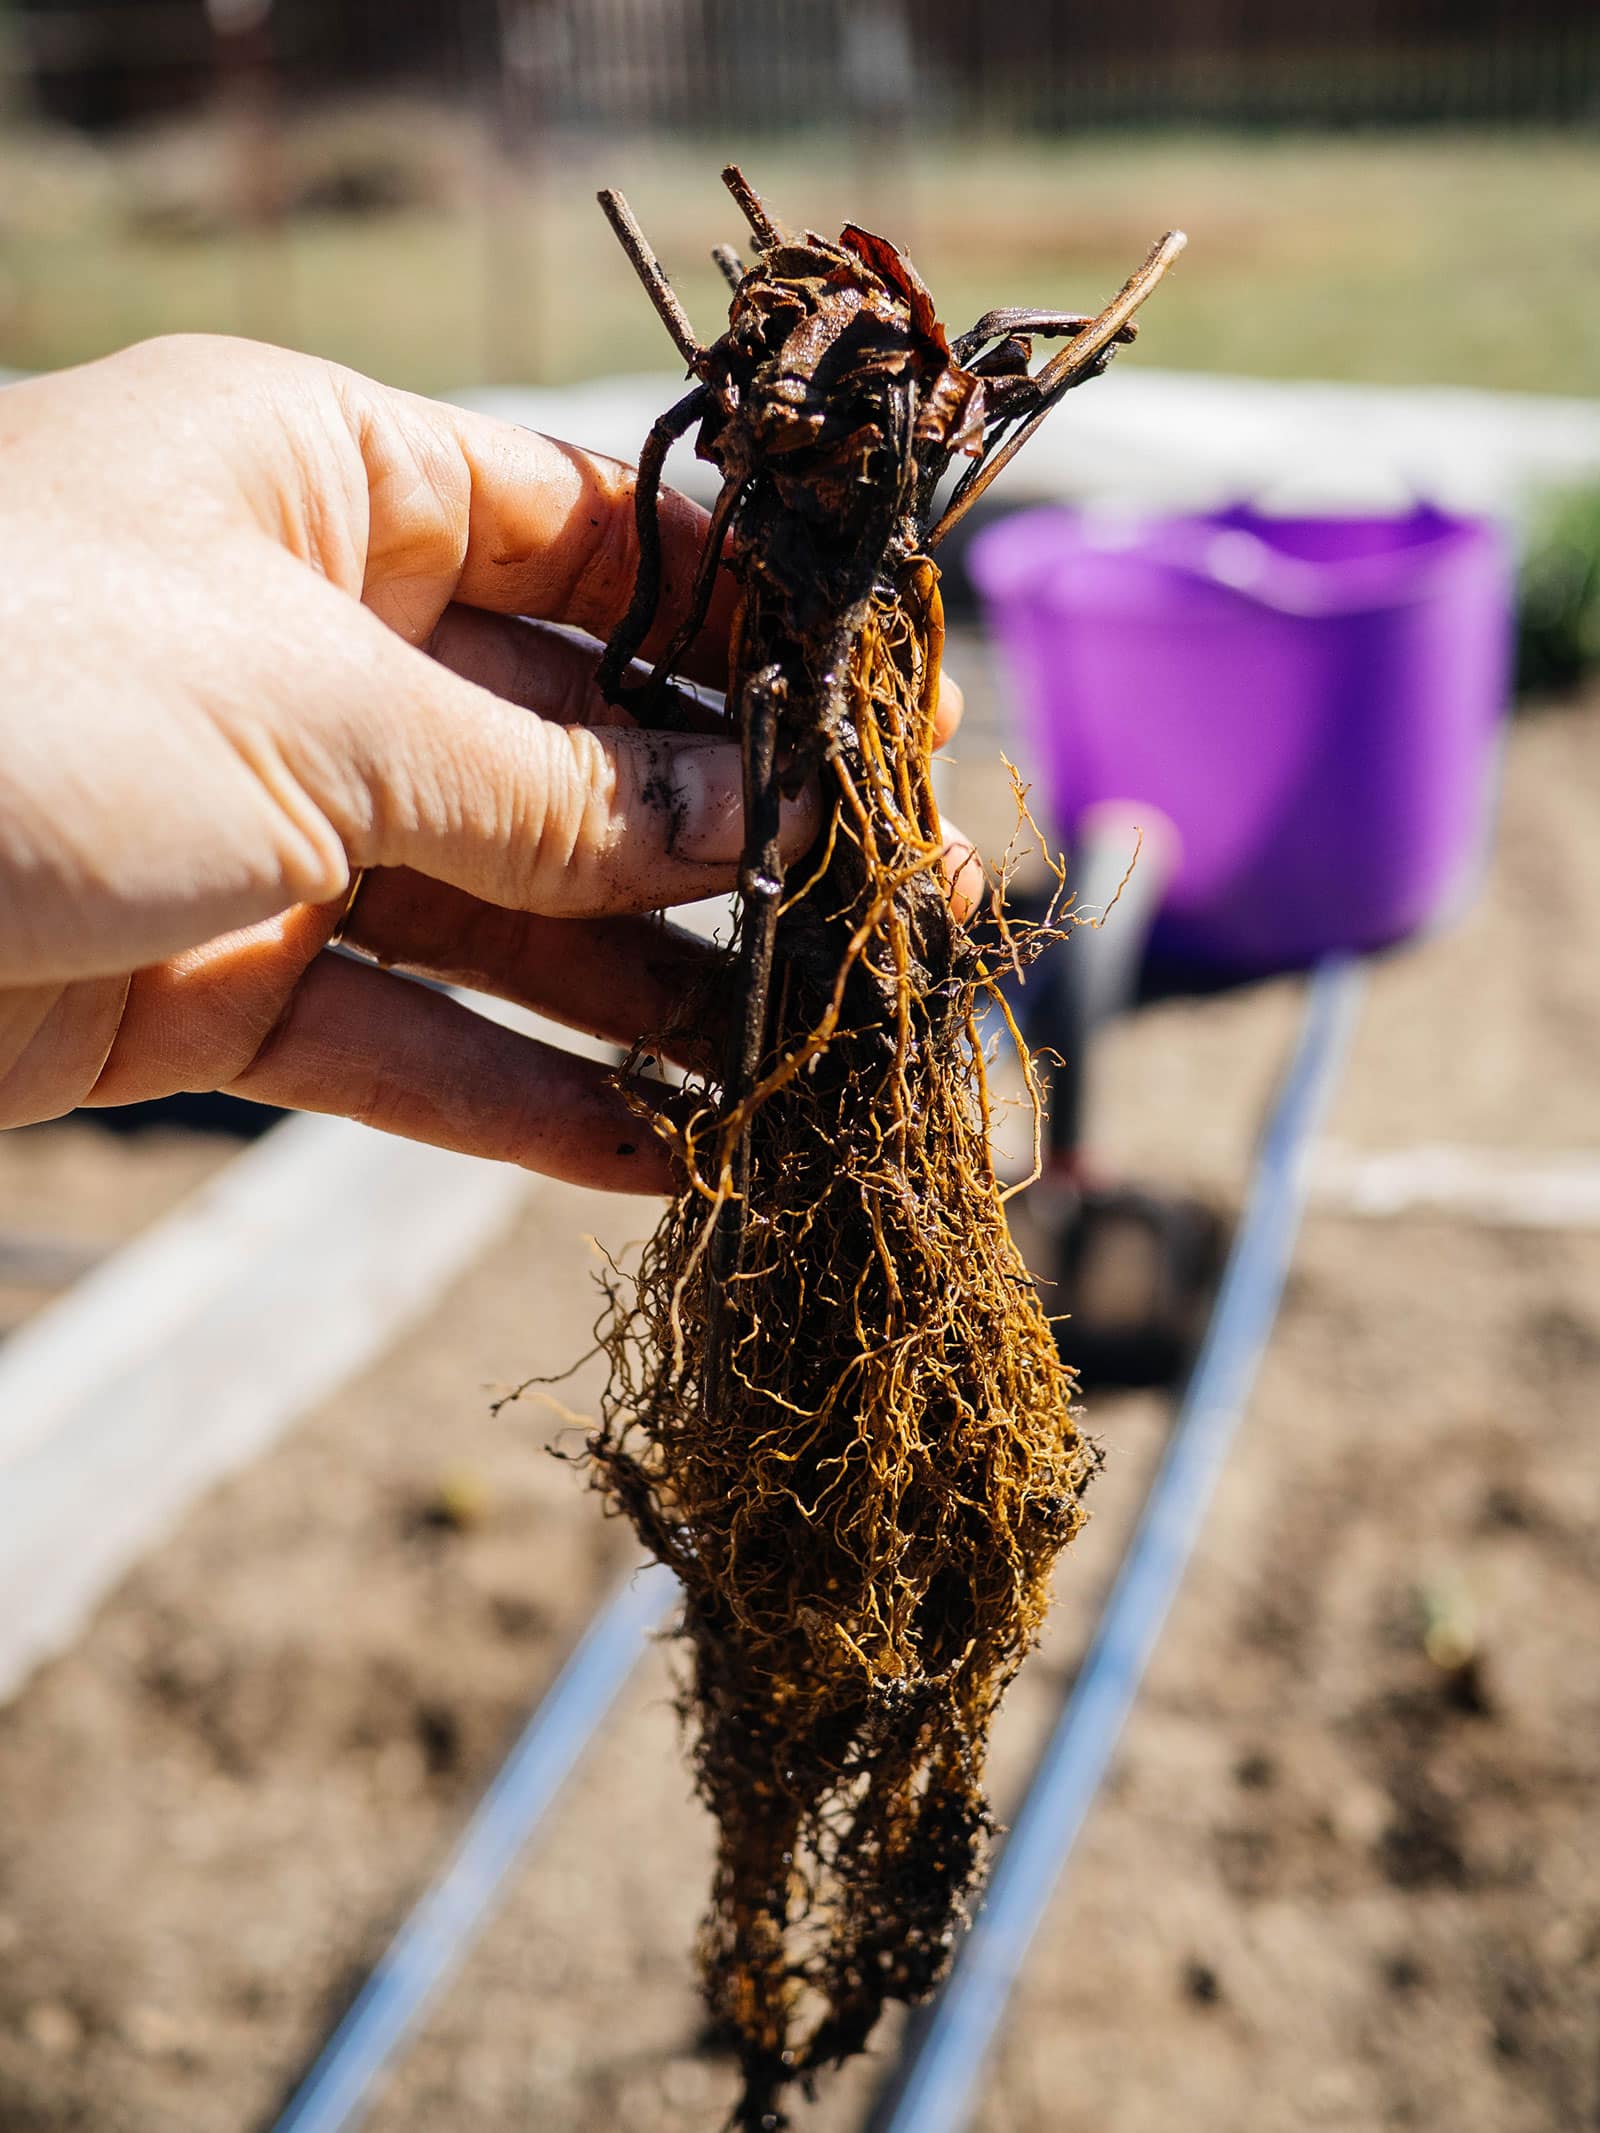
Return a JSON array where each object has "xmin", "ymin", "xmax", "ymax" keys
[
  {"xmin": 597, "ymin": 186, "xmax": 705, "ymax": 371},
  {"xmin": 928, "ymin": 229, "xmax": 1187, "ymax": 548},
  {"xmin": 950, "ymin": 307, "xmax": 1133, "ymax": 367},
  {"xmin": 721, "ymin": 163, "xmax": 785, "ymax": 248}
]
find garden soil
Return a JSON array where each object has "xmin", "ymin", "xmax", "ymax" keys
[{"xmin": 0, "ymin": 653, "xmax": 1595, "ymax": 2133}]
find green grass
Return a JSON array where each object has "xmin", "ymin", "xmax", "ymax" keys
[
  {"xmin": 3, "ymin": 119, "xmax": 1598, "ymax": 397},
  {"xmin": 1518, "ymin": 482, "xmax": 1600, "ymax": 694}
]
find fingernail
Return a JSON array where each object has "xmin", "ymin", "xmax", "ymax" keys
[
  {"xmin": 671, "ymin": 742, "xmax": 819, "ymax": 866},
  {"xmin": 670, "ymin": 741, "xmax": 744, "ymax": 863},
  {"xmin": 777, "ymin": 778, "xmax": 821, "ymax": 859}
]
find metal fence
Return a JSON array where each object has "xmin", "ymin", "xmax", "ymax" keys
[{"xmin": 8, "ymin": 0, "xmax": 1600, "ymax": 133}]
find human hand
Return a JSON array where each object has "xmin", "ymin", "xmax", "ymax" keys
[{"xmin": 0, "ymin": 336, "xmax": 968, "ymax": 1190}]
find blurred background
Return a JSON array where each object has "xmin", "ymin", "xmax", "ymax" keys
[
  {"xmin": 1, "ymin": 7, "xmax": 1599, "ymax": 2133},
  {"xmin": 0, "ymin": 0, "xmax": 1597, "ymax": 394}
]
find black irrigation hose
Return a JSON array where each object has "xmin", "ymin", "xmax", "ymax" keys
[{"xmin": 865, "ymin": 957, "xmax": 1364, "ymax": 2133}]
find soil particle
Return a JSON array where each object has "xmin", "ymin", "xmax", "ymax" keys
[
  {"xmin": 1377, "ymin": 1789, "xmax": 1469, "ymax": 1891},
  {"xmin": 1182, "ymin": 1959, "xmax": 1223, "ymax": 2006}
]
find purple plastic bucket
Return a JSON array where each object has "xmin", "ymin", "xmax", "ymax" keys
[{"xmin": 969, "ymin": 502, "xmax": 1514, "ymax": 980}]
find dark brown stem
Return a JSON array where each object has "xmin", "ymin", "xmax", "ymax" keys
[
  {"xmin": 1027, "ymin": 231, "xmax": 1187, "ymax": 399},
  {"xmin": 928, "ymin": 229, "xmax": 1187, "ymax": 548},
  {"xmin": 712, "ymin": 243, "xmax": 746, "ymax": 291},
  {"xmin": 642, "ymin": 471, "xmax": 746, "ymax": 714},
  {"xmin": 950, "ymin": 308, "xmax": 1135, "ymax": 366},
  {"xmin": 705, "ymin": 663, "xmax": 784, "ymax": 1389},
  {"xmin": 721, "ymin": 164, "xmax": 784, "ymax": 249},
  {"xmin": 597, "ymin": 186, "xmax": 706, "ymax": 371},
  {"xmin": 726, "ymin": 667, "xmax": 784, "ymax": 1116},
  {"xmin": 597, "ymin": 384, "xmax": 708, "ymax": 706}
]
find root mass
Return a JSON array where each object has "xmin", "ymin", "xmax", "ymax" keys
[{"xmin": 581, "ymin": 167, "xmax": 1182, "ymax": 2129}]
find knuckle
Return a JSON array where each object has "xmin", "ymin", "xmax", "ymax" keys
[
  {"xmin": 562, "ymin": 465, "xmax": 642, "ymax": 639},
  {"xmin": 356, "ymin": 403, "xmax": 474, "ymax": 631},
  {"xmin": 505, "ymin": 614, "xmax": 588, "ymax": 723},
  {"xmin": 510, "ymin": 724, "xmax": 619, "ymax": 914}
]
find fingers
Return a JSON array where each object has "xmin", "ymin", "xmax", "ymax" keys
[
  {"xmin": 941, "ymin": 815, "xmax": 985, "ymax": 923},
  {"xmin": 86, "ymin": 904, "xmax": 335, "ymax": 1108},
  {"xmin": 90, "ymin": 901, "xmax": 681, "ymax": 1191},
  {"xmin": 352, "ymin": 384, "xmax": 970, "ymax": 723},
  {"xmin": 426, "ymin": 605, "xmax": 619, "ymax": 726},
  {"xmin": 344, "ymin": 868, "xmax": 721, "ymax": 1073},
  {"xmin": 933, "ymin": 671, "xmax": 964, "ymax": 750},
  {"xmin": 83, "ymin": 815, "xmax": 983, "ymax": 1182},
  {"xmin": 0, "ymin": 976, "xmax": 129, "ymax": 1127},
  {"xmin": 343, "ymin": 821, "xmax": 978, "ymax": 1058},
  {"xmin": 340, "ymin": 369, "xmax": 975, "ymax": 734},
  {"xmin": 223, "ymin": 952, "xmax": 676, "ymax": 1193},
  {"xmin": 424, "ymin": 605, "xmax": 729, "ymax": 737},
  {"xmin": 426, "ymin": 601, "xmax": 951, "ymax": 753},
  {"xmin": 260, "ymin": 555, "xmax": 816, "ymax": 919},
  {"xmin": 343, "ymin": 380, "xmax": 736, "ymax": 686},
  {"xmin": 84, "ymin": 904, "xmax": 690, "ymax": 1190}
]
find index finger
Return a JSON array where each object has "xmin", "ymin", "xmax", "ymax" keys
[
  {"xmin": 358, "ymin": 381, "xmax": 736, "ymax": 689},
  {"xmin": 362, "ymin": 385, "xmax": 960, "ymax": 721}
]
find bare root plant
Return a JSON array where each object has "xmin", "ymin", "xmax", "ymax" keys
[{"xmin": 581, "ymin": 168, "xmax": 1183, "ymax": 2130}]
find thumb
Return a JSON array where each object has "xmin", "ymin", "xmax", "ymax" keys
[{"xmin": 275, "ymin": 559, "xmax": 815, "ymax": 918}]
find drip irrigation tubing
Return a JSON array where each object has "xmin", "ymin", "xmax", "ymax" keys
[
  {"xmin": 266, "ymin": 1561, "xmax": 676, "ymax": 2133},
  {"xmin": 865, "ymin": 955, "xmax": 1366, "ymax": 2133},
  {"xmin": 263, "ymin": 959, "xmax": 1359, "ymax": 2133}
]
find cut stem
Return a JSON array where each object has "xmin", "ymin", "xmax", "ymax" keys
[
  {"xmin": 929, "ymin": 229, "xmax": 1187, "ymax": 547},
  {"xmin": 597, "ymin": 186, "xmax": 705, "ymax": 371},
  {"xmin": 950, "ymin": 307, "xmax": 1133, "ymax": 367},
  {"xmin": 721, "ymin": 163, "xmax": 785, "ymax": 248}
]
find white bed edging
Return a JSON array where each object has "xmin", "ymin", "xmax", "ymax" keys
[{"xmin": 0, "ymin": 1114, "xmax": 529, "ymax": 1706}]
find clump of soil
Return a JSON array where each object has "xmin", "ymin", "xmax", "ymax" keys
[{"xmin": 581, "ymin": 170, "xmax": 1181, "ymax": 2126}]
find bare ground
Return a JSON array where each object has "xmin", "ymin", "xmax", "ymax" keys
[{"xmin": 0, "ymin": 681, "xmax": 1596, "ymax": 2133}]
